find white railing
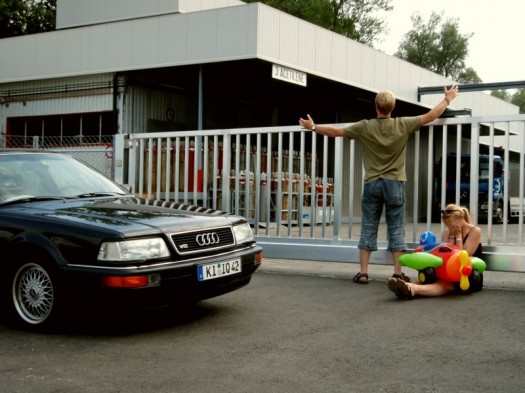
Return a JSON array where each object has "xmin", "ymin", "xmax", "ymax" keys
[{"xmin": 117, "ymin": 113, "xmax": 525, "ymax": 272}]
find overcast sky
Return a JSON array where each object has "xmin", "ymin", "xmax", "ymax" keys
[{"xmin": 376, "ymin": 0, "xmax": 524, "ymax": 84}]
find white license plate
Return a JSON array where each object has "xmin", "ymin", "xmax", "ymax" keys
[{"xmin": 197, "ymin": 259, "xmax": 242, "ymax": 281}]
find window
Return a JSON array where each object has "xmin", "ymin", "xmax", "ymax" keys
[{"xmin": 6, "ymin": 112, "xmax": 115, "ymax": 147}]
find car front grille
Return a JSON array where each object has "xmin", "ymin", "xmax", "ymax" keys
[{"xmin": 170, "ymin": 226, "xmax": 235, "ymax": 255}]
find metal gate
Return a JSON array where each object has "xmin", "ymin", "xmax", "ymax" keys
[{"xmin": 116, "ymin": 114, "xmax": 525, "ymax": 273}]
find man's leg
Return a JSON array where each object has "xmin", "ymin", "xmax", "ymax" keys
[
  {"xmin": 383, "ymin": 180, "xmax": 408, "ymax": 278},
  {"xmin": 356, "ymin": 181, "xmax": 381, "ymax": 283},
  {"xmin": 358, "ymin": 249, "xmax": 372, "ymax": 280},
  {"xmin": 392, "ymin": 250, "xmax": 404, "ymax": 276}
]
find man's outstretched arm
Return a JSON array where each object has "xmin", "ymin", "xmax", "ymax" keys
[
  {"xmin": 420, "ymin": 85, "xmax": 459, "ymax": 125},
  {"xmin": 298, "ymin": 114, "xmax": 345, "ymax": 137}
]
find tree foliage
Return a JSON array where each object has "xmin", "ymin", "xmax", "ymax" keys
[
  {"xmin": 0, "ymin": 0, "xmax": 56, "ymax": 39},
  {"xmin": 395, "ymin": 12, "xmax": 481, "ymax": 84},
  {"xmin": 491, "ymin": 90, "xmax": 511, "ymax": 101},
  {"xmin": 510, "ymin": 89, "xmax": 525, "ymax": 114},
  {"xmin": 242, "ymin": 0, "xmax": 392, "ymax": 46}
]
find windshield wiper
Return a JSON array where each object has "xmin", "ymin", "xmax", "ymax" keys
[
  {"xmin": 72, "ymin": 192, "xmax": 127, "ymax": 198},
  {"xmin": 0, "ymin": 196, "xmax": 67, "ymax": 206}
]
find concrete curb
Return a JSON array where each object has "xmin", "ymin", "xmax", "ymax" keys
[{"xmin": 258, "ymin": 258, "xmax": 525, "ymax": 291}]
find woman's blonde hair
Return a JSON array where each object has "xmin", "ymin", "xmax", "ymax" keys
[
  {"xmin": 375, "ymin": 90, "xmax": 396, "ymax": 115},
  {"xmin": 441, "ymin": 203, "xmax": 472, "ymax": 224}
]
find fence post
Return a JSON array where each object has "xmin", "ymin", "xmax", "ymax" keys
[{"xmin": 113, "ymin": 133, "xmax": 126, "ymax": 185}]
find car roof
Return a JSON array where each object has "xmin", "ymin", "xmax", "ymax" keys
[{"xmin": 0, "ymin": 150, "xmax": 67, "ymax": 156}]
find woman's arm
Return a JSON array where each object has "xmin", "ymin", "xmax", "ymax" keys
[
  {"xmin": 457, "ymin": 227, "xmax": 482, "ymax": 256},
  {"xmin": 443, "ymin": 226, "xmax": 482, "ymax": 256}
]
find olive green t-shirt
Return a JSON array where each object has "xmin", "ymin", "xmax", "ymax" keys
[{"xmin": 343, "ymin": 117, "xmax": 421, "ymax": 183}]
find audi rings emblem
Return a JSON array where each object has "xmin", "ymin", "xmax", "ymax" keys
[{"xmin": 196, "ymin": 232, "xmax": 220, "ymax": 246}]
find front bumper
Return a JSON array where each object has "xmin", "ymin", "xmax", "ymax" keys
[{"xmin": 64, "ymin": 246, "xmax": 263, "ymax": 311}]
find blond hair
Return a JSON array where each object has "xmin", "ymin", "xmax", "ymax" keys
[
  {"xmin": 441, "ymin": 203, "xmax": 472, "ymax": 224},
  {"xmin": 375, "ymin": 90, "xmax": 396, "ymax": 115}
]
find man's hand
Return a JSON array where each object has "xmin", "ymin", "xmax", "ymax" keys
[
  {"xmin": 444, "ymin": 85, "xmax": 459, "ymax": 104},
  {"xmin": 299, "ymin": 114, "xmax": 315, "ymax": 130}
]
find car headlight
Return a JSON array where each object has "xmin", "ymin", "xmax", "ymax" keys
[
  {"xmin": 98, "ymin": 238, "xmax": 170, "ymax": 262},
  {"xmin": 233, "ymin": 223, "xmax": 254, "ymax": 245}
]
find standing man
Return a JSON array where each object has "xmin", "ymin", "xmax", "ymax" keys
[{"xmin": 299, "ymin": 85, "xmax": 459, "ymax": 284}]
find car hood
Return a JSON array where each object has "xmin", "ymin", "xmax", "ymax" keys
[{"xmin": 3, "ymin": 197, "xmax": 236, "ymax": 235}]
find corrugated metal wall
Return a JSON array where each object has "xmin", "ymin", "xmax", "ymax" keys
[{"xmin": 123, "ymin": 86, "xmax": 198, "ymax": 134}]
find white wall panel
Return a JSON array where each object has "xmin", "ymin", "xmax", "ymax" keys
[
  {"xmin": 400, "ymin": 60, "xmax": 420, "ymax": 99},
  {"xmin": 131, "ymin": 19, "xmax": 160, "ymax": 66},
  {"xmin": 58, "ymin": 0, "xmax": 184, "ymax": 29},
  {"xmin": 373, "ymin": 52, "xmax": 389, "ymax": 90},
  {"xmin": 331, "ymin": 35, "xmax": 349, "ymax": 81},
  {"xmin": 315, "ymin": 31, "xmax": 334, "ymax": 76},
  {"xmin": 216, "ymin": 6, "xmax": 250, "ymax": 59},
  {"xmin": 81, "ymin": 26, "xmax": 108, "ymax": 72},
  {"xmin": 277, "ymin": 13, "xmax": 300, "ymax": 65},
  {"xmin": 383, "ymin": 55, "xmax": 400, "ymax": 92},
  {"xmin": 106, "ymin": 23, "xmax": 133, "ymax": 69},
  {"xmin": 346, "ymin": 42, "xmax": 363, "ymax": 83},
  {"xmin": 187, "ymin": 11, "xmax": 218, "ymax": 61},
  {"xmin": 36, "ymin": 33, "xmax": 59, "ymax": 77},
  {"xmin": 58, "ymin": 29, "xmax": 83, "ymax": 75},
  {"xmin": 158, "ymin": 14, "xmax": 188, "ymax": 64},
  {"xmin": 12, "ymin": 35, "xmax": 37, "ymax": 80},
  {"xmin": 0, "ymin": 39, "xmax": 14, "ymax": 80},
  {"xmin": 296, "ymin": 21, "xmax": 316, "ymax": 72},
  {"xmin": 258, "ymin": 6, "xmax": 281, "ymax": 61},
  {"xmin": 179, "ymin": 0, "xmax": 244, "ymax": 13},
  {"xmin": 359, "ymin": 50, "xmax": 376, "ymax": 87}
]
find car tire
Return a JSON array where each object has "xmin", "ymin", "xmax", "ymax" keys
[{"xmin": 8, "ymin": 260, "xmax": 63, "ymax": 332}]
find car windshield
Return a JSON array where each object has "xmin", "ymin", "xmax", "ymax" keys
[{"xmin": 0, "ymin": 153, "xmax": 128, "ymax": 204}]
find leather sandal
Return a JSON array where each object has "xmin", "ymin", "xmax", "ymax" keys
[
  {"xmin": 395, "ymin": 279, "xmax": 415, "ymax": 300},
  {"xmin": 353, "ymin": 272, "xmax": 369, "ymax": 284},
  {"xmin": 392, "ymin": 272, "xmax": 411, "ymax": 283},
  {"xmin": 387, "ymin": 278, "xmax": 414, "ymax": 300}
]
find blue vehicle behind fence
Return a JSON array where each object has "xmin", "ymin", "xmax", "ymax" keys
[{"xmin": 434, "ymin": 153, "xmax": 520, "ymax": 224}]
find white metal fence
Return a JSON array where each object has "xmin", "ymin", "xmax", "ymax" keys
[{"xmin": 116, "ymin": 114, "xmax": 525, "ymax": 273}]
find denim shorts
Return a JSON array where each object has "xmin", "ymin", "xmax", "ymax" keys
[{"xmin": 358, "ymin": 179, "xmax": 406, "ymax": 252}]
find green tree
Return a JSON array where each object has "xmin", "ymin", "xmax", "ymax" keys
[
  {"xmin": 511, "ymin": 89, "xmax": 525, "ymax": 114},
  {"xmin": 395, "ymin": 12, "xmax": 481, "ymax": 84},
  {"xmin": 242, "ymin": 0, "xmax": 392, "ymax": 46},
  {"xmin": 491, "ymin": 90, "xmax": 511, "ymax": 101},
  {"xmin": 0, "ymin": 0, "xmax": 56, "ymax": 39}
]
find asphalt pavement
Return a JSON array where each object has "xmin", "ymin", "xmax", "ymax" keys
[
  {"xmin": 259, "ymin": 258, "xmax": 525, "ymax": 291},
  {"xmin": 1, "ymin": 258, "xmax": 524, "ymax": 393}
]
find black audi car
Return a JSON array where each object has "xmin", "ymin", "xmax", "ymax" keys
[{"xmin": 0, "ymin": 151, "xmax": 262, "ymax": 331}]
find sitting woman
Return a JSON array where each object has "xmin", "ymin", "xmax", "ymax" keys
[{"xmin": 388, "ymin": 203, "xmax": 483, "ymax": 299}]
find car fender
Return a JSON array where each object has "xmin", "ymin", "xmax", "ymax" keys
[{"xmin": 7, "ymin": 231, "xmax": 68, "ymax": 267}]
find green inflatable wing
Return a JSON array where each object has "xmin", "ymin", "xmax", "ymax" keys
[
  {"xmin": 470, "ymin": 257, "xmax": 487, "ymax": 273},
  {"xmin": 399, "ymin": 252, "xmax": 443, "ymax": 271}
]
